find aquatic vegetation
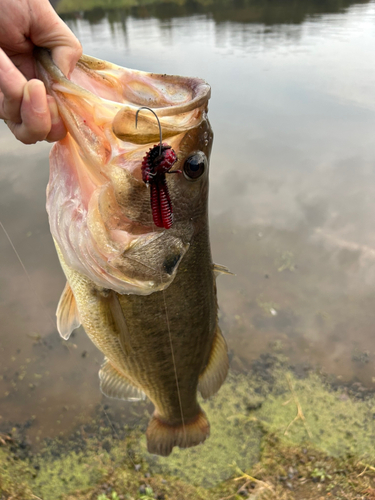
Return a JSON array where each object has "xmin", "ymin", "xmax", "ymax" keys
[
  {"xmin": 138, "ymin": 486, "xmax": 154, "ymax": 499},
  {"xmin": 276, "ymin": 251, "xmax": 296, "ymax": 273},
  {"xmin": 2, "ymin": 361, "xmax": 375, "ymax": 499},
  {"xmin": 310, "ymin": 467, "xmax": 332, "ymax": 482},
  {"xmin": 0, "ymin": 448, "xmax": 33, "ymax": 499},
  {"xmin": 97, "ymin": 492, "xmax": 120, "ymax": 500},
  {"xmin": 255, "ymin": 370, "xmax": 375, "ymax": 458}
]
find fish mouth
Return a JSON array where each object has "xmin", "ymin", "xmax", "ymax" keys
[{"xmin": 35, "ymin": 48, "xmax": 211, "ymax": 294}]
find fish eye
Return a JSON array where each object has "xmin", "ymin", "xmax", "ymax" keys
[{"xmin": 183, "ymin": 152, "xmax": 207, "ymax": 181}]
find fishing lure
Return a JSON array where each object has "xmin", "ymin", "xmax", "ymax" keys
[{"xmin": 135, "ymin": 107, "xmax": 179, "ymax": 229}]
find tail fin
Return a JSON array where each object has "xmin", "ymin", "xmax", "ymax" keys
[{"xmin": 146, "ymin": 409, "xmax": 210, "ymax": 457}]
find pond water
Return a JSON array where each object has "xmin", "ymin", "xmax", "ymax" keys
[{"xmin": 1, "ymin": 0, "xmax": 375, "ymax": 470}]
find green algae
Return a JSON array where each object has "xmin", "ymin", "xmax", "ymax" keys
[
  {"xmin": 31, "ymin": 446, "xmax": 108, "ymax": 498},
  {"xmin": 0, "ymin": 448, "xmax": 33, "ymax": 499},
  {"xmin": 2, "ymin": 363, "xmax": 375, "ymax": 499},
  {"xmin": 254, "ymin": 370, "xmax": 375, "ymax": 459}
]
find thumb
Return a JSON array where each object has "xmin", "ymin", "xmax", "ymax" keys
[
  {"xmin": 30, "ymin": 1, "xmax": 82, "ymax": 76},
  {"xmin": 49, "ymin": 43, "xmax": 83, "ymax": 77}
]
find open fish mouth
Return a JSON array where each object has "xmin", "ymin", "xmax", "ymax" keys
[{"xmin": 35, "ymin": 48, "xmax": 212, "ymax": 295}]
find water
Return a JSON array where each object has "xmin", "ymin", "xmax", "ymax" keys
[{"xmin": 1, "ymin": 0, "xmax": 375, "ymax": 469}]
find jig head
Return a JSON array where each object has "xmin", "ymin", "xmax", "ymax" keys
[{"xmin": 135, "ymin": 107, "xmax": 179, "ymax": 229}]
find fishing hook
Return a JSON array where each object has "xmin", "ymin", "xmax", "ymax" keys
[{"xmin": 135, "ymin": 106, "xmax": 162, "ymax": 156}]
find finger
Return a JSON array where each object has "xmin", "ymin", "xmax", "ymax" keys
[
  {"xmin": 6, "ymin": 79, "xmax": 51, "ymax": 144},
  {"xmin": 30, "ymin": 4, "xmax": 82, "ymax": 77},
  {"xmin": 45, "ymin": 96, "xmax": 67, "ymax": 142},
  {"xmin": 7, "ymin": 53, "xmax": 37, "ymax": 82},
  {"xmin": 51, "ymin": 43, "xmax": 83, "ymax": 77},
  {"xmin": 0, "ymin": 48, "xmax": 27, "ymax": 123}
]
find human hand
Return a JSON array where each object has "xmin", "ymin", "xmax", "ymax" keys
[{"xmin": 0, "ymin": 0, "xmax": 82, "ymax": 144}]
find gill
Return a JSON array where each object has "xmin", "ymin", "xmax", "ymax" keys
[{"xmin": 135, "ymin": 107, "xmax": 188, "ymax": 448}]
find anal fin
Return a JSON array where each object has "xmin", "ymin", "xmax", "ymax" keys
[
  {"xmin": 56, "ymin": 281, "xmax": 81, "ymax": 340},
  {"xmin": 99, "ymin": 358, "xmax": 146, "ymax": 401},
  {"xmin": 198, "ymin": 325, "xmax": 229, "ymax": 399},
  {"xmin": 146, "ymin": 409, "xmax": 210, "ymax": 457}
]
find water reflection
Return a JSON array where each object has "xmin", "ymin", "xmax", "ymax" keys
[
  {"xmin": 1, "ymin": 0, "xmax": 375, "ymax": 456},
  {"xmin": 57, "ymin": 0, "xmax": 371, "ymax": 26},
  {"xmin": 56, "ymin": 0, "xmax": 372, "ymax": 58}
]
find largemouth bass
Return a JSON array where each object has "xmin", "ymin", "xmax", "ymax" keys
[{"xmin": 35, "ymin": 48, "xmax": 229, "ymax": 457}]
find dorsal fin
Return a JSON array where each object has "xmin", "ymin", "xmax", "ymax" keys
[
  {"xmin": 99, "ymin": 358, "xmax": 146, "ymax": 401},
  {"xmin": 198, "ymin": 325, "xmax": 229, "ymax": 399},
  {"xmin": 56, "ymin": 282, "xmax": 81, "ymax": 340},
  {"xmin": 213, "ymin": 263, "xmax": 234, "ymax": 277}
]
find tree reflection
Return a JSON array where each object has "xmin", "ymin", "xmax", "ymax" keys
[{"xmin": 57, "ymin": 0, "xmax": 371, "ymax": 27}]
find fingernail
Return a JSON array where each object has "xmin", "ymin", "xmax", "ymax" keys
[
  {"xmin": 49, "ymin": 100, "xmax": 61, "ymax": 125},
  {"xmin": 27, "ymin": 80, "xmax": 47, "ymax": 113}
]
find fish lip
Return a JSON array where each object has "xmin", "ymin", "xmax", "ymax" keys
[
  {"xmin": 76, "ymin": 52, "xmax": 211, "ymax": 116},
  {"xmin": 35, "ymin": 47, "xmax": 211, "ymax": 169},
  {"xmin": 34, "ymin": 47, "xmax": 211, "ymax": 117}
]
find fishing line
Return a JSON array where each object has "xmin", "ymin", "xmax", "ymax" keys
[
  {"xmin": 0, "ymin": 220, "xmax": 56, "ymax": 330},
  {"xmin": 154, "ymin": 212, "xmax": 187, "ymax": 447},
  {"xmin": 135, "ymin": 107, "xmax": 162, "ymax": 156},
  {"xmin": 135, "ymin": 106, "xmax": 188, "ymax": 451},
  {"xmin": 161, "ymin": 285, "xmax": 187, "ymax": 445},
  {"xmin": 159, "ymin": 276, "xmax": 190, "ymax": 465}
]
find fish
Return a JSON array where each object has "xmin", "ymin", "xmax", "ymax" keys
[{"xmin": 35, "ymin": 47, "xmax": 229, "ymax": 457}]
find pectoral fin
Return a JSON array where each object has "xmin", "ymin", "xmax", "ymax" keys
[
  {"xmin": 102, "ymin": 290, "xmax": 132, "ymax": 356},
  {"xmin": 198, "ymin": 326, "xmax": 229, "ymax": 399},
  {"xmin": 56, "ymin": 282, "xmax": 81, "ymax": 340},
  {"xmin": 99, "ymin": 358, "xmax": 146, "ymax": 401},
  {"xmin": 213, "ymin": 263, "xmax": 234, "ymax": 277}
]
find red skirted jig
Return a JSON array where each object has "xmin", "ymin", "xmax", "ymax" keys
[{"xmin": 135, "ymin": 107, "xmax": 179, "ymax": 229}]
